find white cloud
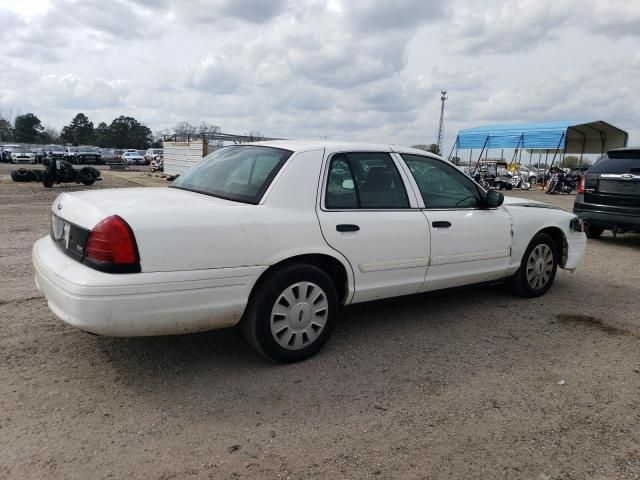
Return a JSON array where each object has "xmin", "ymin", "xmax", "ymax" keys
[
  {"xmin": 0, "ymin": 0, "xmax": 637, "ymax": 150},
  {"xmin": 447, "ymin": 0, "xmax": 575, "ymax": 54},
  {"xmin": 588, "ymin": 0, "xmax": 640, "ymax": 37}
]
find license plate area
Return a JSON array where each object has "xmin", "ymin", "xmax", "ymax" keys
[
  {"xmin": 598, "ymin": 179, "xmax": 640, "ymax": 196},
  {"xmin": 50, "ymin": 214, "xmax": 89, "ymax": 261}
]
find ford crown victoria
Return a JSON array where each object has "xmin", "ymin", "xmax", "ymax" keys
[{"xmin": 33, "ymin": 141, "xmax": 586, "ymax": 362}]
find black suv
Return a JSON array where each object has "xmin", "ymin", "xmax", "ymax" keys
[{"xmin": 573, "ymin": 147, "xmax": 640, "ymax": 238}]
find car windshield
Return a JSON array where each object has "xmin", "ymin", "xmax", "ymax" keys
[
  {"xmin": 153, "ymin": 149, "xmax": 163, "ymax": 154},
  {"xmin": 589, "ymin": 150, "xmax": 640, "ymax": 174},
  {"xmin": 172, "ymin": 145, "xmax": 292, "ymax": 204},
  {"xmin": 79, "ymin": 147, "xmax": 95, "ymax": 152},
  {"xmin": 47, "ymin": 145, "xmax": 64, "ymax": 152},
  {"xmin": 14, "ymin": 146, "xmax": 29, "ymax": 153}
]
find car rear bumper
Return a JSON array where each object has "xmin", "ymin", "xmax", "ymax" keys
[
  {"xmin": 33, "ymin": 236, "xmax": 266, "ymax": 336},
  {"xmin": 574, "ymin": 198, "xmax": 640, "ymax": 232}
]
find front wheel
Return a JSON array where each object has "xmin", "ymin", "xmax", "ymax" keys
[
  {"xmin": 508, "ymin": 232, "xmax": 558, "ymax": 297},
  {"xmin": 242, "ymin": 263, "xmax": 338, "ymax": 362}
]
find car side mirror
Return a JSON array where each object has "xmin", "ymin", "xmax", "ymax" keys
[{"xmin": 486, "ymin": 189, "xmax": 504, "ymax": 208}]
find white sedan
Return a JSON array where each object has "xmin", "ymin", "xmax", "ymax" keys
[{"xmin": 33, "ymin": 141, "xmax": 586, "ymax": 362}]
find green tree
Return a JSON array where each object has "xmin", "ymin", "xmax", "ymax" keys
[
  {"xmin": 0, "ymin": 118, "xmax": 13, "ymax": 141},
  {"xmin": 13, "ymin": 113, "xmax": 43, "ymax": 143},
  {"xmin": 561, "ymin": 155, "xmax": 580, "ymax": 169},
  {"xmin": 61, "ymin": 113, "xmax": 95, "ymax": 145},
  {"xmin": 108, "ymin": 116, "xmax": 153, "ymax": 149},
  {"xmin": 93, "ymin": 122, "xmax": 110, "ymax": 147}
]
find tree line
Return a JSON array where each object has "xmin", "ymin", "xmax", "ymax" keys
[{"xmin": 0, "ymin": 112, "xmax": 158, "ymax": 149}]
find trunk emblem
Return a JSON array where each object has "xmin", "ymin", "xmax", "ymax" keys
[{"xmin": 57, "ymin": 202, "xmax": 63, "ymax": 210}]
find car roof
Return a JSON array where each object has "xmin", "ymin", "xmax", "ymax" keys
[
  {"xmin": 608, "ymin": 146, "xmax": 640, "ymax": 154},
  {"xmin": 239, "ymin": 139, "xmax": 443, "ymax": 159}
]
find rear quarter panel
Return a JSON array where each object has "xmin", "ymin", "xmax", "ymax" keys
[{"xmin": 127, "ymin": 149, "xmax": 353, "ymax": 282}]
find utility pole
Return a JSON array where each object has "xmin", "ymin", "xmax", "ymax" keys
[{"xmin": 436, "ymin": 90, "xmax": 447, "ymax": 155}]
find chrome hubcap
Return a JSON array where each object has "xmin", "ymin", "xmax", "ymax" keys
[
  {"xmin": 526, "ymin": 244, "xmax": 554, "ymax": 289},
  {"xmin": 270, "ymin": 282, "xmax": 328, "ymax": 350}
]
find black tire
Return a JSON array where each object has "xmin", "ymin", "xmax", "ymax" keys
[
  {"xmin": 241, "ymin": 263, "xmax": 338, "ymax": 363},
  {"xmin": 508, "ymin": 232, "xmax": 558, "ymax": 298},
  {"xmin": 43, "ymin": 163, "xmax": 56, "ymax": 188},
  {"xmin": 585, "ymin": 224, "xmax": 604, "ymax": 239},
  {"xmin": 10, "ymin": 168, "xmax": 32, "ymax": 182},
  {"xmin": 495, "ymin": 182, "xmax": 503, "ymax": 190}
]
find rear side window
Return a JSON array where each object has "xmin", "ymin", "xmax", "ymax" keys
[
  {"xmin": 172, "ymin": 146, "xmax": 292, "ymax": 204},
  {"xmin": 325, "ymin": 152, "xmax": 409, "ymax": 209},
  {"xmin": 589, "ymin": 151, "xmax": 640, "ymax": 174}
]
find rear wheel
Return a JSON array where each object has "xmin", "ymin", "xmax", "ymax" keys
[
  {"xmin": 242, "ymin": 263, "xmax": 338, "ymax": 363},
  {"xmin": 585, "ymin": 224, "xmax": 604, "ymax": 239},
  {"xmin": 509, "ymin": 233, "xmax": 558, "ymax": 297}
]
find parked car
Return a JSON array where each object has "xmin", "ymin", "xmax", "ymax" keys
[
  {"xmin": 517, "ymin": 166, "xmax": 538, "ymax": 185},
  {"xmin": 33, "ymin": 141, "xmax": 586, "ymax": 362},
  {"xmin": 145, "ymin": 148, "xmax": 163, "ymax": 164},
  {"xmin": 10, "ymin": 146, "xmax": 36, "ymax": 164},
  {"xmin": 31, "ymin": 147, "xmax": 46, "ymax": 163},
  {"xmin": 44, "ymin": 145, "xmax": 66, "ymax": 164},
  {"xmin": 574, "ymin": 147, "xmax": 640, "ymax": 238},
  {"xmin": 100, "ymin": 149, "xmax": 116, "ymax": 161},
  {"xmin": 1, "ymin": 144, "xmax": 19, "ymax": 162},
  {"xmin": 121, "ymin": 151, "xmax": 145, "ymax": 165},
  {"xmin": 65, "ymin": 146, "xmax": 79, "ymax": 163},
  {"xmin": 76, "ymin": 146, "xmax": 103, "ymax": 164}
]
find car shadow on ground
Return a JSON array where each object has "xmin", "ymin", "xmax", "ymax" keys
[
  {"xmin": 89, "ymin": 284, "xmax": 539, "ymax": 410},
  {"xmin": 592, "ymin": 233, "xmax": 640, "ymax": 247}
]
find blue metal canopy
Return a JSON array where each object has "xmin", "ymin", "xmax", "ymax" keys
[{"xmin": 455, "ymin": 120, "xmax": 628, "ymax": 154}]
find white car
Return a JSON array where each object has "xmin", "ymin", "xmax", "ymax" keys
[
  {"xmin": 121, "ymin": 151, "xmax": 145, "ymax": 165},
  {"xmin": 10, "ymin": 146, "xmax": 36, "ymax": 164},
  {"xmin": 33, "ymin": 141, "xmax": 586, "ymax": 362}
]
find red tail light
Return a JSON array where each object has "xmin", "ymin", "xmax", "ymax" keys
[
  {"xmin": 85, "ymin": 215, "xmax": 140, "ymax": 269},
  {"xmin": 577, "ymin": 176, "xmax": 585, "ymax": 194}
]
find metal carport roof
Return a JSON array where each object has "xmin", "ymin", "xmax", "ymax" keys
[{"xmin": 455, "ymin": 120, "xmax": 628, "ymax": 154}]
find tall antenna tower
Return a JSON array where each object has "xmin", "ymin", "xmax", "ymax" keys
[{"xmin": 436, "ymin": 90, "xmax": 447, "ymax": 155}]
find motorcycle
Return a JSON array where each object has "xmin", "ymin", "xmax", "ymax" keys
[
  {"xmin": 510, "ymin": 174, "xmax": 531, "ymax": 190},
  {"xmin": 150, "ymin": 157, "xmax": 164, "ymax": 172},
  {"xmin": 545, "ymin": 168, "xmax": 573, "ymax": 195},
  {"xmin": 43, "ymin": 159, "xmax": 102, "ymax": 188}
]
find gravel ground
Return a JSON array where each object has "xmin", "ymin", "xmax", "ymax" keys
[{"xmin": 1, "ymin": 176, "xmax": 639, "ymax": 479}]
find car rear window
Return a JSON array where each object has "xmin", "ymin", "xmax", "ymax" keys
[
  {"xmin": 171, "ymin": 145, "xmax": 292, "ymax": 204},
  {"xmin": 589, "ymin": 150, "xmax": 640, "ymax": 174}
]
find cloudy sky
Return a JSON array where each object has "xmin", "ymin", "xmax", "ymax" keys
[{"xmin": 1, "ymin": 0, "xmax": 639, "ymax": 152}]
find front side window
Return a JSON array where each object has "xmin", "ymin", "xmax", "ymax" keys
[
  {"xmin": 401, "ymin": 154, "xmax": 482, "ymax": 208},
  {"xmin": 171, "ymin": 145, "xmax": 292, "ymax": 204},
  {"xmin": 325, "ymin": 152, "xmax": 409, "ymax": 209}
]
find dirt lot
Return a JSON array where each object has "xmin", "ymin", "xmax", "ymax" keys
[{"xmin": 1, "ymin": 174, "xmax": 639, "ymax": 480}]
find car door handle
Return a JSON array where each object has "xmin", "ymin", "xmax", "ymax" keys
[
  {"xmin": 432, "ymin": 221, "xmax": 451, "ymax": 228},
  {"xmin": 336, "ymin": 224, "xmax": 360, "ymax": 232}
]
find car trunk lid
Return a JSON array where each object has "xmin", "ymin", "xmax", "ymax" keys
[{"xmin": 52, "ymin": 186, "xmax": 244, "ymax": 230}]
